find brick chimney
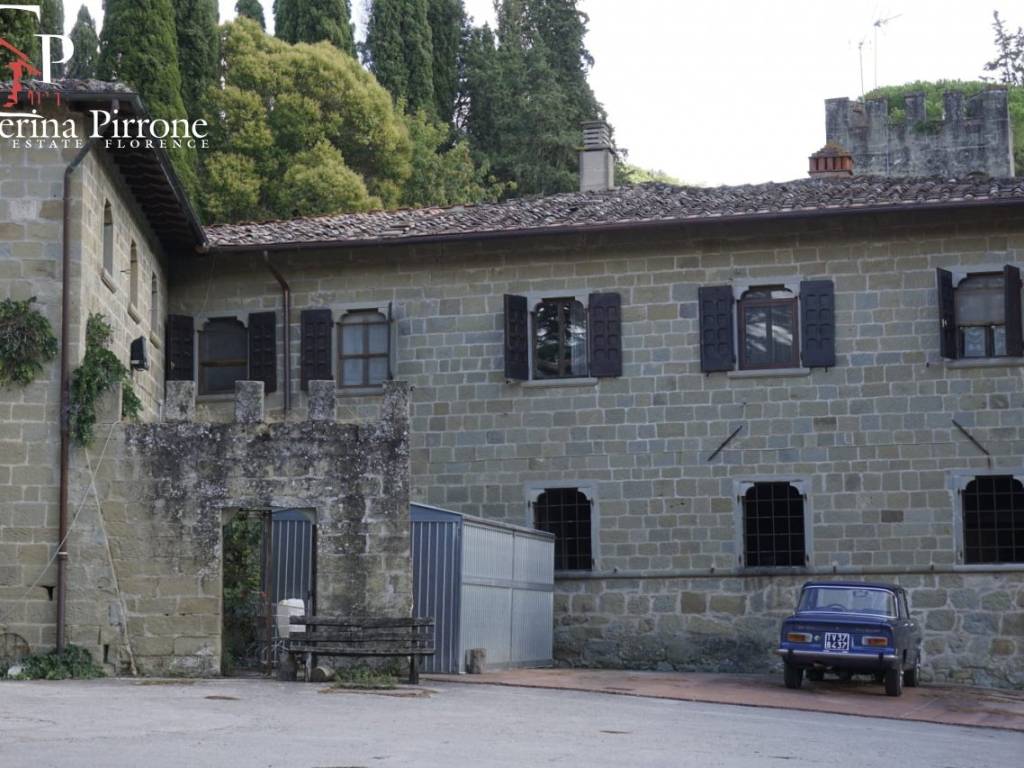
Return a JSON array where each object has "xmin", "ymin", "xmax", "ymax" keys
[
  {"xmin": 808, "ymin": 142, "xmax": 853, "ymax": 177},
  {"xmin": 579, "ymin": 120, "xmax": 615, "ymax": 192}
]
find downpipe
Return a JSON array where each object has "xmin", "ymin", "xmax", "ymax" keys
[{"xmin": 263, "ymin": 251, "xmax": 291, "ymax": 415}]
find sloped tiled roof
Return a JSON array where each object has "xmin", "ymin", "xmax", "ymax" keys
[{"xmin": 205, "ymin": 175, "xmax": 1024, "ymax": 251}]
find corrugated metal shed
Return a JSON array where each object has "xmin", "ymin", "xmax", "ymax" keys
[{"xmin": 411, "ymin": 503, "xmax": 554, "ymax": 674}]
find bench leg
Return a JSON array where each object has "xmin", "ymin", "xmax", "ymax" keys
[
  {"xmin": 409, "ymin": 654, "xmax": 419, "ymax": 686},
  {"xmin": 278, "ymin": 652, "xmax": 297, "ymax": 682},
  {"xmin": 304, "ymin": 652, "xmax": 313, "ymax": 683}
]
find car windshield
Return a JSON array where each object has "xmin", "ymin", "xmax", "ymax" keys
[{"xmin": 798, "ymin": 586, "xmax": 896, "ymax": 616}]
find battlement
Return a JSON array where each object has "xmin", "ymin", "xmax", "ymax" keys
[{"xmin": 825, "ymin": 89, "xmax": 1015, "ymax": 178}]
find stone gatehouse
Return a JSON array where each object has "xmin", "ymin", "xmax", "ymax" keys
[{"xmin": 2, "ymin": 82, "xmax": 1024, "ymax": 686}]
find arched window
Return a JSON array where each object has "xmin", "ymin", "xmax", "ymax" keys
[
  {"xmin": 738, "ymin": 286, "xmax": 798, "ymax": 369},
  {"xmin": 963, "ymin": 475, "xmax": 1024, "ymax": 564},
  {"xmin": 533, "ymin": 298, "xmax": 587, "ymax": 379},
  {"xmin": 743, "ymin": 482, "xmax": 805, "ymax": 567},
  {"xmin": 150, "ymin": 273, "xmax": 160, "ymax": 330},
  {"xmin": 338, "ymin": 310, "xmax": 390, "ymax": 387},
  {"xmin": 129, "ymin": 241, "xmax": 140, "ymax": 311},
  {"xmin": 102, "ymin": 201, "xmax": 114, "ymax": 276},
  {"xmin": 199, "ymin": 318, "xmax": 248, "ymax": 395},
  {"xmin": 533, "ymin": 488, "xmax": 592, "ymax": 571}
]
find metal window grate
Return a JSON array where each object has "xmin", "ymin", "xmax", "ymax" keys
[
  {"xmin": 963, "ymin": 475, "xmax": 1024, "ymax": 564},
  {"xmin": 743, "ymin": 482, "xmax": 805, "ymax": 567},
  {"xmin": 534, "ymin": 488, "xmax": 592, "ymax": 571}
]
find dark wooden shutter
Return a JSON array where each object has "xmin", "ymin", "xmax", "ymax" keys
[
  {"xmin": 1005, "ymin": 264, "xmax": 1023, "ymax": 357},
  {"xmin": 936, "ymin": 268, "xmax": 957, "ymax": 359},
  {"xmin": 248, "ymin": 311, "xmax": 277, "ymax": 393},
  {"xmin": 504, "ymin": 294, "xmax": 529, "ymax": 380},
  {"xmin": 165, "ymin": 314, "xmax": 194, "ymax": 381},
  {"xmin": 698, "ymin": 286, "xmax": 735, "ymax": 372},
  {"xmin": 588, "ymin": 292, "xmax": 622, "ymax": 377},
  {"xmin": 300, "ymin": 308, "xmax": 333, "ymax": 390},
  {"xmin": 799, "ymin": 280, "xmax": 835, "ymax": 368},
  {"xmin": 386, "ymin": 301, "xmax": 394, "ymax": 379}
]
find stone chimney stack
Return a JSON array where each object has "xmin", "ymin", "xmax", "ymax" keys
[
  {"xmin": 808, "ymin": 143, "xmax": 854, "ymax": 177},
  {"xmin": 579, "ymin": 120, "xmax": 615, "ymax": 192}
]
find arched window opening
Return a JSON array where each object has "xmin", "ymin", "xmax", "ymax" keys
[
  {"xmin": 963, "ymin": 476, "xmax": 1024, "ymax": 564},
  {"xmin": 743, "ymin": 482, "xmax": 805, "ymax": 567},
  {"xmin": 534, "ymin": 488, "xmax": 592, "ymax": 571}
]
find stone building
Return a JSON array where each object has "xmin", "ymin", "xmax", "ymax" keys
[{"xmin": 2, "ymin": 81, "xmax": 1024, "ymax": 686}]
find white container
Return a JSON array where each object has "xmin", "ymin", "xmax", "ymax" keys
[{"xmin": 276, "ymin": 598, "xmax": 305, "ymax": 637}]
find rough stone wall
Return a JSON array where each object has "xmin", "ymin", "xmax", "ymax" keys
[
  {"xmin": 169, "ymin": 207, "xmax": 1024, "ymax": 687},
  {"xmin": 826, "ymin": 90, "xmax": 1015, "ymax": 177},
  {"xmin": 61, "ymin": 380, "xmax": 411, "ymax": 675},
  {"xmin": 0, "ymin": 105, "xmax": 170, "ymax": 659}
]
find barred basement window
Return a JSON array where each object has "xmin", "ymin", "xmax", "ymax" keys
[
  {"xmin": 743, "ymin": 482, "xmax": 806, "ymax": 567},
  {"xmin": 338, "ymin": 310, "xmax": 390, "ymax": 387},
  {"xmin": 533, "ymin": 488, "xmax": 593, "ymax": 571},
  {"xmin": 963, "ymin": 475, "xmax": 1024, "ymax": 564},
  {"xmin": 198, "ymin": 318, "xmax": 248, "ymax": 395}
]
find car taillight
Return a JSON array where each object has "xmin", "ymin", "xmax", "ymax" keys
[
  {"xmin": 862, "ymin": 635, "xmax": 889, "ymax": 647},
  {"xmin": 786, "ymin": 632, "xmax": 812, "ymax": 643}
]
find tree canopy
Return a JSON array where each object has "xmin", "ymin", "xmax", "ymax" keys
[
  {"xmin": 172, "ymin": 0, "xmax": 220, "ymax": 118},
  {"xmin": 365, "ymin": 0, "xmax": 436, "ymax": 115},
  {"xmin": 67, "ymin": 5, "xmax": 100, "ymax": 79},
  {"xmin": 273, "ymin": 0, "xmax": 356, "ymax": 57},
  {"xmin": 235, "ymin": 0, "xmax": 266, "ymax": 29}
]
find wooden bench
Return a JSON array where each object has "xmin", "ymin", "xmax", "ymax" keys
[{"xmin": 279, "ymin": 615, "xmax": 435, "ymax": 684}]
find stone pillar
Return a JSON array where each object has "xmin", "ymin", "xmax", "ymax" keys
[
  {"xmin": 307, "ymin": 380, "xmax": 336, "ymax": 422},
  {"xmin": 234, "ymin": 380, "xmax": 265, "ymax": 424},
  {"xmin": 380, "ymin": 380, "xmax": 410, "ymax": 433},
  {"xmin": 164, "ymin": 381, "xmax": 196, "ymax": 423}
]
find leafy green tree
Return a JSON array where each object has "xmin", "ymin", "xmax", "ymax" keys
[
  {"xmin": 426, "ymin": 0, "xmax": 463, "ymax": 124},
  {"xmin": 67, "ymin": 5, "xmax": 100, "ymax": 79},
  {"xmin": 98, "ymin": 0, "xmax": 197, "ymax": 194},
  {"xmin": 235, "ymin": 0, "xmax": 266, "ymax": 29},
  {"xmin": 984, "ymin": 10, "xmax": 1024, "ymax": 86},
  {"xmin": 274, "ymin": 0, "xmax": 355, "ymax": 57},
  {"xmin": 41, "ymin": 0, "xmax": 64, "ymax": 71},
  {"xmin": 616, "ymin": 162, "xmax": 681, "ymax": 186},
  {"xmin": 365, "ymin": 0, "xmax": 435, "ymax": 115},
  {"xmin": 172, "ymin": 0, "xmax": 219, "ymax": 118}
]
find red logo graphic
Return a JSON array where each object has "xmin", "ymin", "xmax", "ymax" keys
[{"xmin": 1, "ymin": 37, "xmax": 42, "ymax": 108}]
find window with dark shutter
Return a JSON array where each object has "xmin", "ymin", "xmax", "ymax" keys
[
  {"xmin": 799, "ymin": 280, "xmax": 835, "ymax": 368},
  {"xmin": 504, "ymin": 294, "xmax": 529, "ymax": 380},
  {"xmin": 199, "ymin": 318, "xmax": 248, "ymax": 395},
  {"xmin": 698, "ymin": 286, "xmax": 735, "ymax": 372},
  {"xmin": 588, "ymin": 292, "xmax": 622, "ymax": 377},
  {"xmin": 300, "ymin": 308, "xmax": 333, "ymax": 390},
  {"xmin": 1004, "ymin": 265, "xmax": 1023, "ymax": 357},
  {"xmin": 247, "ymin": 311, "xmax": 277, "ymax": 393},
  {"xmin": 936, "ymin": 268, "xmax": 957, "ymax": 359},
  {"xmin": 165, "ymin": 314, "xmax": 194, "ymax": 381}
]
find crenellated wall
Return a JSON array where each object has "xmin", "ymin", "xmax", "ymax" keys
[{"xmin": 826, "ymin": 90, "xmax": 1015, "ymax": 178}]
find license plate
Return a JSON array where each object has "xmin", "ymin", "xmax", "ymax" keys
[{"xmin": 823, "ymin": 632, "xmax": 850, "ymax": 652}]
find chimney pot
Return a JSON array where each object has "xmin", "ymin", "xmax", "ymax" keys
[
  {"xmin": 579, "ymin": 120, "xmax": 615, "ymax": 192},
  {"xmin": 808, "ymin": 142, "xmax": 853, "ymax": 177}
]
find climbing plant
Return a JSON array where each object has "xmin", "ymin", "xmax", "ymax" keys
[
  {"xmin": 0, "ymin": 297, "xmax": 58, "ymax": 387},
  {"xmin": 68, "ymin": 313, "xmax": 142, "ymax": 446}
]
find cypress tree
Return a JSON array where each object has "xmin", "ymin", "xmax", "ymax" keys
[
  {"xmin": 0, "ymin": 1, "xmax": 62, "ymax": 64},
  {"xmin": 67, "ymin": 5, "xmax": 100, "ymax": 79},
  {"xmin": 172, "ymin": 0, "xmax": 219, "ymax": 118},
  {"xmin": 235, "ymin": 0, "xmax": 266, "ymax": 29},
  {"xmin": 97, "ymin": 0, "xmax": 197, "ymax": 193},
  {"xmin": 426, "ymin": 0, "xmax": 463, "ymax": 125},
  {"xmin": 273, "ymin": 0, "xmax": 356, "ymax": 57},
  {"xmin": 365, "ymin": 0, "xmax": 434, "ymax": 114}
]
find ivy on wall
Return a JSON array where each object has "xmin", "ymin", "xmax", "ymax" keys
[
  {"xmin": 69, "ymin": 313, "xmax": 142, "ymax": 446},
  {"xmin": 0, "ymin": 297, "xmax": 58, "ymax": 387}
]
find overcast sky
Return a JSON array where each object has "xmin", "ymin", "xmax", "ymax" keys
[{"xmin": 75, "ymin": 0, "xmax": 1020, "ymax": 186}]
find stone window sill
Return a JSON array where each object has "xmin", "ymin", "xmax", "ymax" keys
[
  {"xmin": 101, "ymin": 269, "xmax": 117, "ymax": 293},
  {"xmin": 520, "ymin": 377, "xmax": 599, "ymax": 389},
  {"xmin": 337, "ymin": 386, "xmax": 384, "ymax": 397},
  {"xmin": 196, "ymin": 393, "xmax": 235, "ymax": 403},
  {"xmin": 128, "ymin": 304, "xmax": 141, "ymax": 323},
  {"xmin": 943, "ymin": 357, "xmax": 1024, "ymax": 370},
  {"xmin": 727, "ymin": 367, "xmax": 811, "ymax": 380}
]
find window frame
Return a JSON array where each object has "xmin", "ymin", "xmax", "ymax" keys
[
  {"xmin": 336, "ymin": 309, "xmax": 392, "ymax": 389},
  {"xmin": 737, "ymin": 288, "xmax": 800, "ymax": 371},
  {"xmin": 531, "ymin": 296, "xmax": 589, "ymax": 380},
  {"xmin": 526, "ymin": 481, "xmax": 598, "ymax": 573},
  {"xmin": 955, "ymin": 272, "xmax": 1007, "ymax": 359},
  {"xmin": 521, "ymin": 290, "xmax": 594, "ymax": 382},
  {"xmin": 196, "ymin": 316, "xmax": 249, "ymax": 397},
  {"xmin": 733, "ymin": 478, "xmax": 812, "ymax": 572}
]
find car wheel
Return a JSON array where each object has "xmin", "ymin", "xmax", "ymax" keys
[
  {"xmin": 806, "ymin": 669, "xmax": 824, "ymax": 682},
  {"xmin": 783, "ymin": 663, "xmax": 803, "ymax": 690},
  {"xmin": 904, "ymin": 656, "xmax": 921, "ymax": 688},
  {"xmin": 884, "ymin": 666, "xmax": 903, "ymax": 697}
]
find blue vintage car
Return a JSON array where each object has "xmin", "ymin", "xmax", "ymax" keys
[{"xmin": 776, "ymin": 581, "xmax": 923, "ymax": 697}]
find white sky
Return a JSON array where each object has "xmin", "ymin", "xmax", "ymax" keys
[{"xmin": 73, "ymin": 0, "xmax": 1020, "ymax": 186}]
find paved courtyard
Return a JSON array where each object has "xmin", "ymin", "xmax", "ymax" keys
[{"xmin": 1, "ymin": 678, "xmax": 1021, "ymax": 768}]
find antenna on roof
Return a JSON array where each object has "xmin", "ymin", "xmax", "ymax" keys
[{"xmin": 872, "ymin": 13, "xmax": 901, "ymax": 90}]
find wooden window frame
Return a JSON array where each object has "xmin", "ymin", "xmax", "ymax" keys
[
  {"xmin": 198, "ymin": 317, "xmax": 249, "ymax": 396},
  {"xmin": 532, "ymin": 297, "xmax": 588, "ymax": 380},
  {"xmin": 738, "ymin": 291, "xmax": 799, "ymax": 370},
  {"xmin": 956, "ymin": 272, "xmax": 1007, "ymax": 359},
  {"xmin": 337, "ymin": 310, "xmax": 391, "ymax": 389}
]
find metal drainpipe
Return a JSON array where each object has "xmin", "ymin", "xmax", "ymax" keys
[
  {"xmin": 57, "ymin": 127, "xmax": 108, "ymax": 652},
  {"xmin": 263, "ymin": 252, "xmax": 291, "ymax": 415}
]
